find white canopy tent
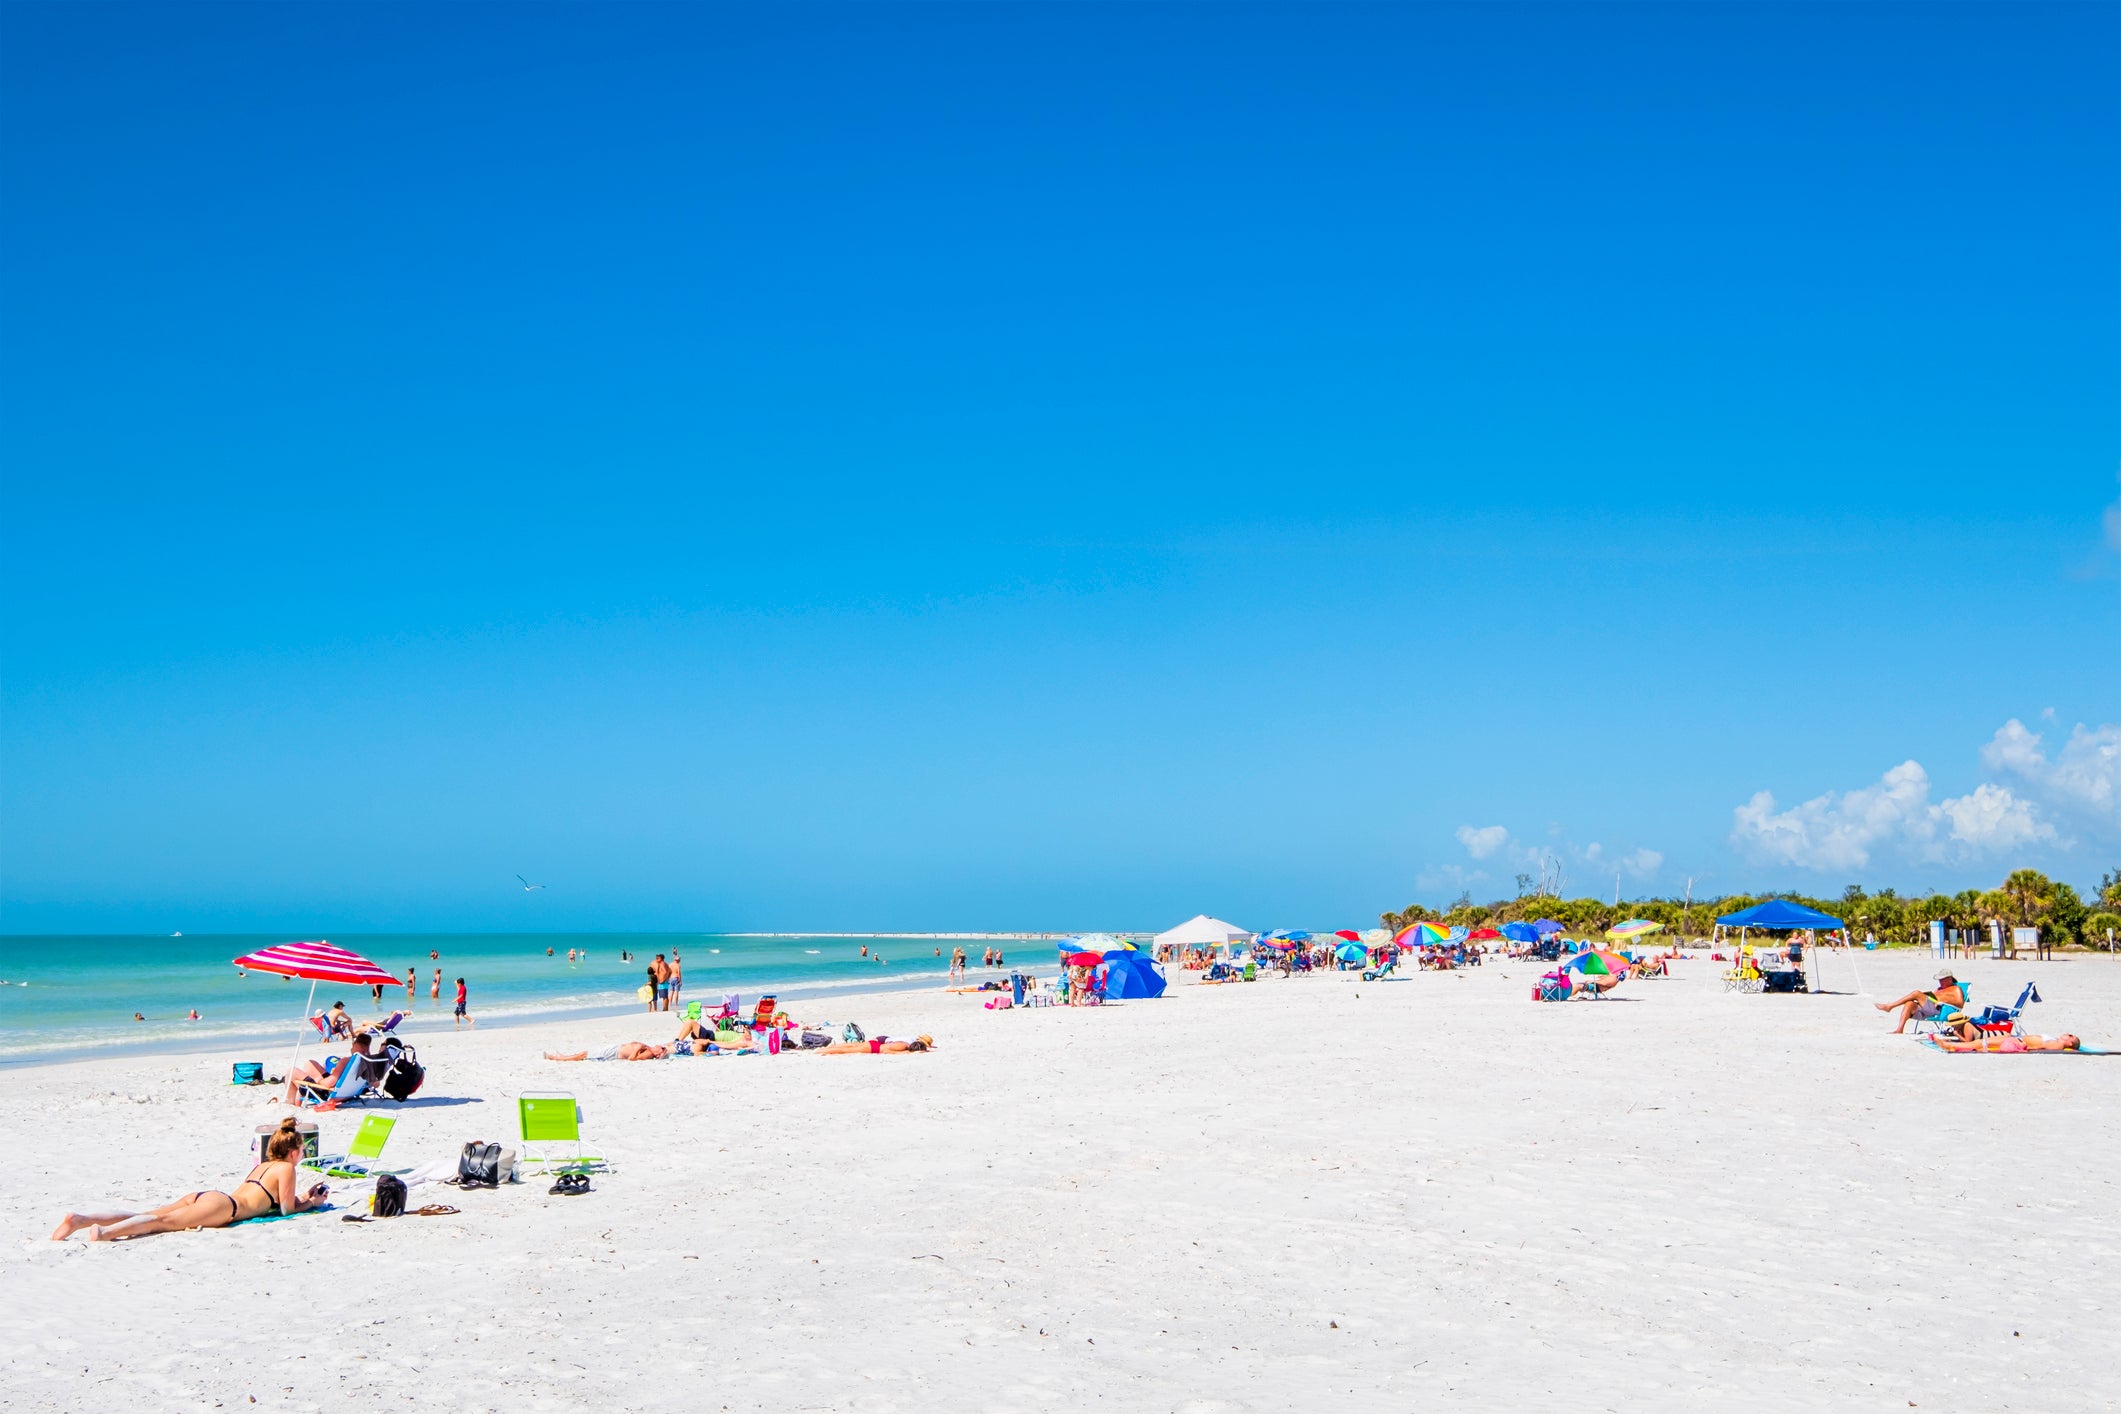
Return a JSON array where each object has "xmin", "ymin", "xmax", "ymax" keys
[{"xmin": 1154, "ymin": 915, "xmax": 1251, "ymax": 954}]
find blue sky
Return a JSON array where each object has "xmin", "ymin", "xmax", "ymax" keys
[{"xmin": 4, "ymin": 2, "xmax": 2117, "ymax": 932}]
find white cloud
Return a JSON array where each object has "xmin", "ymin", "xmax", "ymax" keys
[
  {"xmin": 1980, "ymin": 719, "xmax": 2046, "ymax": 776},
  {"xmin": 1731, "ymin": 759, "xmax": 2052, "ymax": 871},
  {"xmin": 1455, "ymin": 824, "xmax": 1509, "ymax": 860},
  {"xmin": 1932, "ymin": 782, "xmax": 2049, "ymax": 853},
  {"xmin": 1622, "ymin": 848, "xmax": 1664, "ymax": 878},
  {"xmin": 1981, "ymin": 718, "xmax": 2121, "ymax": 823}
]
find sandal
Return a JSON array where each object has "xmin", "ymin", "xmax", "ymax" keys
[{"xmin": 549, "ymin": 1173, "xmax": 590, "ymax": 1195}]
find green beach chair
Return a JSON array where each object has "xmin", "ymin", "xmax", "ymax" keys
[
  {"xmin": 303, "ymin": 1114, "xmax": 398, "ymax": 1179},
  {"xmin": 518, "ymin": 1093, "xmax": 603, "ymax": 1173}
]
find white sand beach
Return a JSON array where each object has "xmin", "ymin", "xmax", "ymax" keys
[{"xmin": 5, "ymin": 950, "xmax": 2118, "ymax": 1413}]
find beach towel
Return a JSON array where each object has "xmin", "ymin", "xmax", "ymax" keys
[
  {"xmin": 1917, "ymin": 1038, "xmax": 2112, "ymax": 1055},
  {"xmin": 241, "ymin": 1202, "xmax": 338, "ymax": 1225}
]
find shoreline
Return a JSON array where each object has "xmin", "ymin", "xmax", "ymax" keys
[{"xmin": 0, "ymin": 963, "xmax": 1024, "ymax": 1070}]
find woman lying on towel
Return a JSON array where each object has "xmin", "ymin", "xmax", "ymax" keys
[
  {"xmin": 544, "ymin": 1042, "xmax": 670, "ymax": 1061},
  {"xmin": 1926, "ymin": 1032, "xmax": 2082, "ymax": 1053},
  {"xmin": 51, "ymin": 1118, "xmax": 327, "ymax": 1241},
  {"xmin": 819, "ymin": 1034, "xmax": 935, "ymax": 1054}
]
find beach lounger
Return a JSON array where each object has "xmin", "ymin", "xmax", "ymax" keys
[
  {"xmin": 303, "ymin": 1114, "xmax": 399, "ymax": 1179},
  {"xmin": 517, "ymin": 1093, "xmax": 603, "ymax": 1173}
]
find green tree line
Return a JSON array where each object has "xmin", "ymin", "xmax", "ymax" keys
[{"xmin": 1381, "ymin": 867, "xmax": 2121, "ymax": 946}]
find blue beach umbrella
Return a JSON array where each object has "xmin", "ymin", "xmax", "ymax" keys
[
  {"xmin": 1335, "ymin": 942, "xmax": 1368, "ymax": 962},
  {"xmin": 1499, "ymin": 922, "xmax": 1540, "ymax": 944}
]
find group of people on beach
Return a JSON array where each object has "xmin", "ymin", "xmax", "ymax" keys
[
  {"xmin": 641, "ymin": 952, "xmax": 682, "ymax": 1011},
  {"xmin": 1874, "ymin": 968, "xmax": 2082, "ymax": 1051}
]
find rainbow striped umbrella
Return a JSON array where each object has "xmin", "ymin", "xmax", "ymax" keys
[
  {"xmin": 1561, "ymin": 948, "xmax": 1631, "ymax": 977},
  {"xmin": 235, "ymin": 940, "xmax": 401, "ymax": 1077},
  {"xmin": 1606, "ymin": 919, "xmax": 1665, "ymax": 941},
  {"xmin": 1393, "ymin": 921, "xmax": 1450, "ymax": 947}
]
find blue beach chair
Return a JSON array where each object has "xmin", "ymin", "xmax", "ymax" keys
[{"xmin": 1970, "ymin": 982, "xmax": 2041, "ymax": 1036}]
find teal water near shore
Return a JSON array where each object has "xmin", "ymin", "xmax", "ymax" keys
[{"xmin": 0, "ymin": 933, "xmax": 1035, "ymax": 1063}]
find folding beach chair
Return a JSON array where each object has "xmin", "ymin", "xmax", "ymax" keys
[
  {"xmin": 303, "ymin": 1114, "xmax": 398, "ymax": 1179},
  {"xmin": 517, "ymin": 1093, "xmax": 603, "ymax": 1173},
  {"xmin": 1910, "ymin": 984, "xmax": 1973, "ymax": 1036},
  {"xmin": 297, "ymin": 1052, "xmax": 379, "ymax": 1108},
  {"xmin": 748, "ymin": 995, "xmax": 778, "ymax": 1029},
  {"xmin": 1970, "ymin": 982, "xmax": 2041, "ymax": 1036}
]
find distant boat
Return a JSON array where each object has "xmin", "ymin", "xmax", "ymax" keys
[{"xmin": 172, "ymin": 931, "xmax": 182, "ymax": 937}]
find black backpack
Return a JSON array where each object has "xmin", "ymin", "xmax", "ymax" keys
[
  {"xmin": 378, "ymin": 1041, "xmax": 425, "ymax": 1101},
  {"xmin": 457, "ymin": 1141, "xmax": 504, "ymax": 1188},
  {"xmin": 372, "ymin": 1173, "xmax": 407, "ymax": 1217}
]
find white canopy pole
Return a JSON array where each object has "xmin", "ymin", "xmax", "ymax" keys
[{"xmin": 286, "ymin": 976, "xmax": 317, "ymax": 1088}]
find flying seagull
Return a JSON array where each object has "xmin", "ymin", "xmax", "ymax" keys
[{"xmin": 516, "ymin": 875, "xmax": 546, "ymax": 892}]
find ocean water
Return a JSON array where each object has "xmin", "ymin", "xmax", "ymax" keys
[{"xmin": 0, "ymin": 933, "xmax": 1030, "ymax": 1064}]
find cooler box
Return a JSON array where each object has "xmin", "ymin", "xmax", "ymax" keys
[{"xmin": 253, "ymin": 1121, "xmax": 319, "ymax": 1164}]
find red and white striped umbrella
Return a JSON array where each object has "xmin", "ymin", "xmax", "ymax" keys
[{"xmin": 234, "ymin": 940, "xmax": 399, "ymax": 987}]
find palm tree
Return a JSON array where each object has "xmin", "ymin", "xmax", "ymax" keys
[{"xmin": 2001, "ymin": 869, "xmax": 2055, "ymax": 927}]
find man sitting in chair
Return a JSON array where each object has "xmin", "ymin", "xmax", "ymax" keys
[{"xmin": 1875, "ymin": 969, "xmax": 1967, "ymax": 1034}]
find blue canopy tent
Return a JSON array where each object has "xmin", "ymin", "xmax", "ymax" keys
[
  {"xmin": 1715, "ymin": 900, "xmax": 1851, "ymax": 992},
  {"xmin": 1099, "ymin": 949, "xmax": 1167, "ymax": 1000},
  {"xmin": 1717, "ymin": 900, "xmax": 1846, "ymax": 931}
]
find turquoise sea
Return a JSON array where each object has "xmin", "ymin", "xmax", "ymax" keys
[{"xmin": 0, "ymin": 933, "xmax": 1038, "ymax": 1065}]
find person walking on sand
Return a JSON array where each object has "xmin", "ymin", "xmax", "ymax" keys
[{"xmin": 454, "ymin": 977, "xmax": 473, "ymax": 1028}]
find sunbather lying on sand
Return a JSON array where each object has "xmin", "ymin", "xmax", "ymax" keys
[
  {"xmin": 1925, "ymin": 1032, "xmax": 2081, "ymax": 1052},
  {"xmin": 51, "ymin": 1117, "xmax": 327, "ymax": 1241},
  {"xmin": 672, "ymin": 1018, "xmax": 731, "ymax": 1043},
  {"xmin": 544, "ymin": 1042, "xmax": 670, "ymax": 1061},
  {"xmin": 820, "ymin": 1034, "xmax": 935, "ymax": 1054},
  {"xmin": 1572, "ymin": 972, "xmax": 1622, "ymax": 997}
]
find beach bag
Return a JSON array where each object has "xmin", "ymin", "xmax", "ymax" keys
[
  {"xmin": 231, "ymin": 1062, "xmax": 265, "ymax": 1086},
  {"xmin": 842, "ymin": 1023, "xmax": 865, "ymax": 1043},
  {"xmin": 378, "ymin": 1042, "xmax": 425, "ymax": 1101},
  {"xmin": 457, "ymin": 1141, "xmax": 504, "ymax": 1188},
  {"xmin": 372, "ymin": 1173, "xmax": 408, "ymax": 1218}
]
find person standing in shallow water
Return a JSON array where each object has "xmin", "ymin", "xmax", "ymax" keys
[
  {"xmin": 431, "ymin": 968, "xmax": 441, "ymax": 1002},
  {"xmin": 667, "ymin": 951, "xmax": 682, "ymax": 1012},
  {"xmin": 454, "ymin": 977, "xmax": 472, "ymax": 1028},
  {"xmin": 406, "ymin": 967, "xmax": 417, "ymax": 1006}
]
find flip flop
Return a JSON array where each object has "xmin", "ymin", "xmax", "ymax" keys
[{"xmin": 549, "ymin": 1173, "xmax": 590, "ymax": 1195}]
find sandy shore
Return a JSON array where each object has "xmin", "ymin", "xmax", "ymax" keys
[{"xmin": 4, "ymin": 950, "xmax": 2118, "ymax": 1412}]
